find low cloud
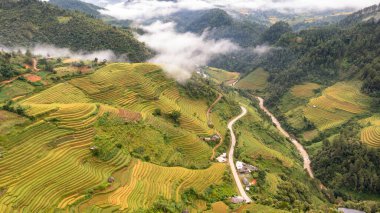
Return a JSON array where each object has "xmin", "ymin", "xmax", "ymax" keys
[
  {"xmin": 98, "ymin": 0, "xmax": 213, "ymax": 21},
  {"xmin": 84, "ymin": 0, "xmax": 380, "ymax": 21},
  {"xmin": 138, "ymin": 21, "xmax": 239, "ymax": 81},
  {"xmin": 0, "ymin": 44, "xmax": 121, "ymax": 62},
  {"xmin": 252, "ymin": 45, "xmax": 274, "ymax": 56}
]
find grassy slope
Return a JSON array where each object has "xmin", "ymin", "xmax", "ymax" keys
[
  {"xmin": 205, "ymin": 67, "xmax": 240, "ymax": 85},
  {"xmin": 279, "ymin": 80, "xmax": 380, "ymax": 151},
  {"xmin": 235, "ymin": 68, "xmax": 269, "ymax": 90}
]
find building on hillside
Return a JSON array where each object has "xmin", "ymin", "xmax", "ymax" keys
[
  {"xmin": 216, "ymin": 153, "xmax": 227, "ymax": 163},
  {"xmin": 203, "ymin": 134, "xmax": 221, "ymax": 142},
  {"xmin": 242, "ymin": 177, "xmax": 250, "ymax": 186},
  {"xmin": 231, "ymin": 196, "xmax": 245, "ymax": 204},
  {"xmin": 236, "ymin": 161, "xmax": 258, "ymax": 174},
  {"xmin": 236, "ymin": 161, "xmax": 244, "ymax": 170},
  {"xmin": 108, "ymin": 176, "xmax": 115, "ymax": 183}
]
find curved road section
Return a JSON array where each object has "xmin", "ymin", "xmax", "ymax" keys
[
  {"xmin": 228, "ymin": 106, "xmax": 252, "ymax": 203},
  {"xmin": 256, "ymin": 97, "xmax": 314, "ymax": 178}
]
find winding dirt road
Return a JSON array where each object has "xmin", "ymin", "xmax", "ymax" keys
[
  {"xmin": 228, "ymin": 106, "xmax": 252, "ymax": 203},
  {"xmin": 256, "ymin": 97, "xmax": 314, "ymax": 178}
]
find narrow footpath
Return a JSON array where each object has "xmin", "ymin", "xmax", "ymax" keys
[
  {"xmin": 207, "ymin": 93, "xmax": 223, "ymax": 160},
  {"xmin": 227, "ymin": 106, "xmax": 252, "ymax": 203},
  {"xmin": 256, "ymin": 97, "xmax": 314, "ymax": 178}
]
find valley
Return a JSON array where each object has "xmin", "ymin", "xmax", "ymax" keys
[{"xmin": 0, "ymin": 0, "xmax": 380, "ymax": 212}]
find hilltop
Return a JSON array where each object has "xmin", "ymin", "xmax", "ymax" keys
[{"xmin": 0, "ymin": 0, "xmax": 151, "ymax": 62}]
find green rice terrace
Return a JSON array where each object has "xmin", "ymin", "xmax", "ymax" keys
[
  {"xmin": 0, "ymin": 54, "xmax": 378, "ymax": 213},
  {"xmin": 0, "ymin": 56, "xmax": 334, "ymax": 212}
]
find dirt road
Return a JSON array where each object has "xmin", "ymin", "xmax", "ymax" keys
[
  {"xmin": 256, "ymin": 97, "xmax": 314, "ymax": 178},
  {"xmin": 228, "ymin": 106, "xmax": 252, "ymax": 203}
]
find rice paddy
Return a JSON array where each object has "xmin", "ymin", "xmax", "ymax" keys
[
  {"xmin": 0, "ymin": 80, "xmax": 35, "ymax": 103},
  {"xmin": 361, "ymin": 126, "xmax": 380, "ymax": 148},
  {"xmin": 290, "ymin": 83, "xmax": 320, "ymax": 98},
  {"xmin": 235, "ymin": 68, "xmax": 269, "ymax": 90},
  {"xmin": 0, "ymin": 63, "xmax": 226, "ymax": 211},
  {"xmin": 205, "ymin": 67, "xmax": 240, "ymax": 85},
  {"xmin": 303, "ymin": 81, "xmax": 371, "ymax": 130},
  {"xmin": 79, "ymin": 160, "xmax": 226, "ymax": 211}
]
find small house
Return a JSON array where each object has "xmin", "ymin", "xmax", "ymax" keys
[
  {"xmin": 231, "ymin": 196, "xmax": 245, "ymax": 204},
  {"xmin": 216, "ymin": 153, "xmax": 227, "ymax": 163},
  {"xmin": 108, "ymin": 176, "xmax": 115, "ymax": 183},
  {"xmin": 242, "ymin": 177, "xmax": 250, "ymax": 186},
  {"xmin": 236, "ymin": 161, "xmax": 244, "ymax": 170}
]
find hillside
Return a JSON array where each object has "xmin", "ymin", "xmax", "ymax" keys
[
  {"xmin": 49, "ymin": 0, "xmax": 103, "ymax": 17},
  {"xmin": 0, "ymin": 0, "xmax": 151, "ymax": 62},
  {"xmin": 174, "ymin": 9, "xmax": 267, "ymax": 48},
  {"xmin": 0, "ymin": 52, "xmax": 333, "ymax": 212},
  {"xmin": 231, "ymin": 3, "xmax": 380, "ymax": 207}
]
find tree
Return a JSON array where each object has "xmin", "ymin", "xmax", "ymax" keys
[
  {"xmin": 152, "ymin": 108, "xmax": 161, "ymax": 116},
  {"xmin": 168, "ymin": 111, "xmax": 181, "ymax": 124}
]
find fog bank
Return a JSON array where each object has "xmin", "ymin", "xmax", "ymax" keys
[{"xmin": 137, "ymin": 21, "xmax": 239, "ymax": 82}]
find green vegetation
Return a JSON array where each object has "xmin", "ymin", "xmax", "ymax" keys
[
  {"xmin": 312, "ymin": 123, "xmax": 380, "ymax": 195},
  {"xmin": 0, "ymin": 0, "xmax": 151, "ymax": 62},
  {"xmin": 235, "ymin": 68, "xmax": 269, "ymax": 91},
  {"xmin": 49, "ymin": 0, "xmax": 102, "ymax": 17},
  {"xmin": 182, "ymin": 8, "xmax": 267, "ymax": 47},
  {"xmin": 205, "ymin": 67, "xmax": 240, "ymax": 85}
]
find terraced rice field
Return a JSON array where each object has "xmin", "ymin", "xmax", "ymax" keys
[
  {"xmin": 205, "ymin": 67, "xmax": 240, "ymax": 85},
  {"xmin": 0, "ymin": 80, "xmax": 35, "ymax": 102},
  {"xmin": 239, "ymin": 129, "xmax": 294, "ymax": 168},
  {"xmin": 0, "ymin": 110, "xmax": 27, "ymax": 135},
  {"xmin": 290, "ymin": 82, "xmax": 320, "ymax": 98},
  {"xmin": 0, "ymin": 63, "xmax": 223, "ymax": 211},
  {"xmin": 304, "ymin": 81, "xmax": 371, "ymax": 130},
  {"xmin": 235, "ymin": 68, "xmax": 269, "ymax": 90},
  {"xmin": 80, "ymin": 160, "xmax": 226, "ymax": 211},
  {"xmin": 361, "ymin": 126, "xmax": 380, "ymax": 148},
  {"xmin": 20, "ymin": 83, "xmax": 90, "ymax": 104}
]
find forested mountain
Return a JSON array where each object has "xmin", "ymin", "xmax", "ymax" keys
[
  {"xmin": 340, "ymin": 3, "xmax": 380, "ymax": 26},
  {"xmin": 49, "ymin": 0, "xmax": 103, "ymax": 17},
  {"xmin": 174, "ymin": 9, "xmax": 267, "ymax": 48},
  {"xmin": 254, "ymin": 15, "xmax": 380, "ymax": 105},
  {"xmin": 0, "ymin": 0, "xmax": 151, "ymax": 62}
]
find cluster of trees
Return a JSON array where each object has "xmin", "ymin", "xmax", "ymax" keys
[
  {"xmin": 0, "ymin": 0, "xmax": 152, "ymax": 62},
  {"xmin": 182, "ymin": 75, "xmax": 217, "ymax": 101},
  {"xmin": 2, "ymin": 101, "xmax": 26, "ymax": 116},
  {"xmin": 152, "ymin": 108, "xmax": 181, "ymax": 125},
  {"xmin": 0, "ymin": 52, "xmax": 16, "ymax": 81},
  {"xmin": 312, "ymin": 123, "xmax": 380, "ymax": 194}
]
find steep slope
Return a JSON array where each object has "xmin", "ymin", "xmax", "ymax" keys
[
  {"xmin": 175, "ymin": 9, "xmax": 267, "ymax": 47},
  {"xmin": 0, "ymin": 0, "xmax": 151, "ymax": 62},
  {"xmin": 49, "ymin": 0, "xmax": 103, "ymax": 17}
]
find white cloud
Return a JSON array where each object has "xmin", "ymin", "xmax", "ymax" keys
[
  {"xmin": 252, "ymin": 45, "xmax": 273, "ymax": 55},
  {"xmin": 137, "ymin": 21, "xmax": 239, "ymax": 81},
  {"xmin": 84, "ymin": 0, "xmax": 380, "ymax": 21},
  {"xmin": 98, "ymin": 0, "xmax": 213, "ymax": 21},
  {"xmin": 0, "ymin": 44, "xmax": 120, "ymax": 61}
]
